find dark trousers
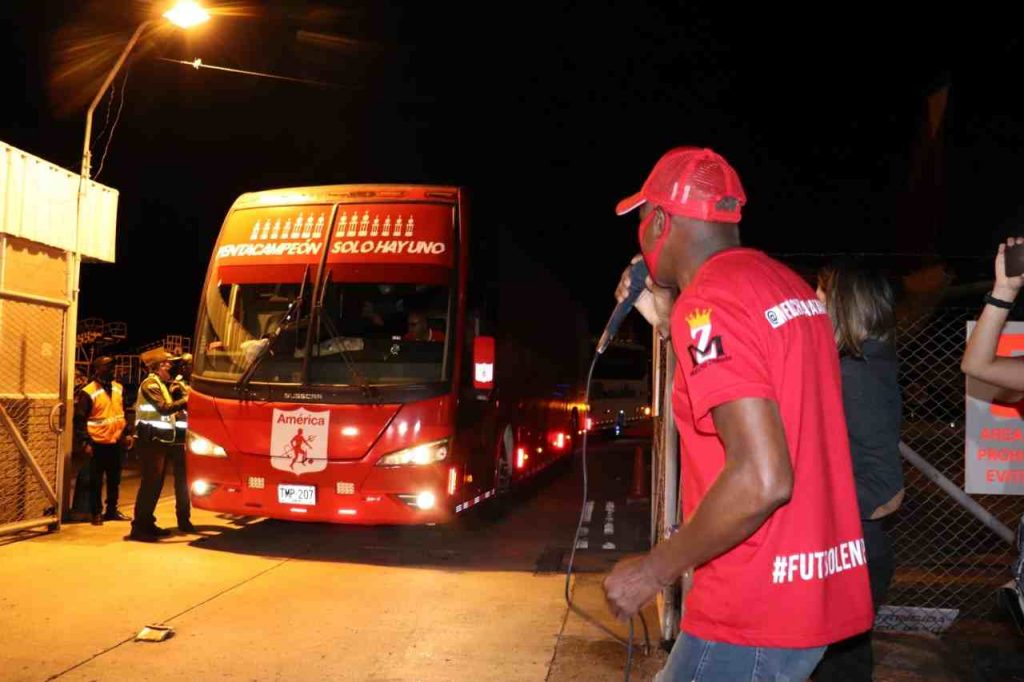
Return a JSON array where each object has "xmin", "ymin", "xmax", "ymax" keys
[
  {"xmin": 813, "ymin": 519, "xmax": 894, "ymax": 681},
  {"xmin": 88, "ymin": 443, "xmax": 123, "ymax": 515},
  {"xmin": 163, "ymin": 444, "xmax": 191, "ymax": 524},
  {"xmin": 70, "ymin": 457, "xmax": 92, "ymax": 515},
  {"xmin": 131, "ymin": 441, "xmax": 168, "ymax": 533}
]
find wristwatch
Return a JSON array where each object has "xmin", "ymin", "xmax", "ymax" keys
[{"xmin": 985, "ymin": 291, "xmax": 1015, "ymax": 309}]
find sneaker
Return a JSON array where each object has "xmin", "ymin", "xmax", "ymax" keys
[
  {"xmin": 103, "ymin": 510, "xmax": 131, "ymax": 521},
  {"xmin": 124, "ymin": 532, "xmax": 158, "ymax": 543},
  {"xmin": 151, "ymin": 526, "xmax": 173, "ymax": 538},
  {"xmin": 91, "ymin": 515, "xmax": 103, "ymax": 526},
  {"xmin": 178, "ymin": 521, "xmax": 197, "ymax": 533}
]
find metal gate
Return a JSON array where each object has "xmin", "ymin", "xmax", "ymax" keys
[{"xmin": 0, "ymin": 235, "xmax": 70, "ymax": 536}]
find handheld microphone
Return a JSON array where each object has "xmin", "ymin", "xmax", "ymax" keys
[{"xmin": 597, "ymin": 257, "xmax": 649, "ymax": 355}]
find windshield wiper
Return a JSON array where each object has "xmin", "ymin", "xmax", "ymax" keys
[
  {"xmin": 236, "ymin": 265, "xmax": 311, "ymax": 392},
  {"xmin": 312, "ymin": 273, "xmax": 380, "ymax": 403}
]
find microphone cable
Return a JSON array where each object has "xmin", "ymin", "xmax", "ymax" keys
[{"xmin": 563, "ymin": 351, "xmax": 651, "ymax": 682}]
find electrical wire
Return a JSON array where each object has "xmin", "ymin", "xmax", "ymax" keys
[
  {"xmin": 157, "ymin": 57, "xmax": 339, "ymax": 89},
  {"xmin": 91, "ymin": 77, "xmax": 116, "ymax": 158},
  {"xmin": 94, "ymin": 67, "xmax": 129, "ymax": 181}
]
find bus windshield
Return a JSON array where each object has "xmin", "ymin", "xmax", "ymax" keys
[
  {"xmin": 195, "ymin": 279, "xmax": 452, "ymax": 386},
  {"xmin": 197, "ymin": 280, "xmax": 309, "ymax": 383},
  {"xmin": 194, "ymin": 200, "xmax": 457, "ymax": 389},
  {"xmin": 307, "ymin": 280, "xmax": 452, "ymax": 386}
]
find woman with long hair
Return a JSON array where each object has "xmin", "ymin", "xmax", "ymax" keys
[{"xmin": 814, "ymin": 260, "xmax": 905, "ymax": 681}]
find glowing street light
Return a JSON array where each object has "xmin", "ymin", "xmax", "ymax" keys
[
  {"xmin": 80, "ymin": 1, "xmax": 211, "ymax": 178},
  {"xmin": 163, "ymin": 1, "xmax": 211, "ymax": 30},
  {"xmin": 68, "ymin": 2, "xmax": 212, "ymax": 483}
]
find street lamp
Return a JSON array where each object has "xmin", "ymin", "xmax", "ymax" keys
[
  {"xmin": 64, "ymin": 1, "xmax": 210, "ymax": 520},
  {"xmin": 80, "ymin": 0, "xmax": 210, "ymax": 179},
  {"xmin": 163, "ymin": 1, "xmax": 212, "ymax": 29}
]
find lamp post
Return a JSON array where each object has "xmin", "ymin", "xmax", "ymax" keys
[
  {"xmin": 81, "ymin": 1, "xmax": 211, "ymax": 179},
  {"xmin": 62, "ymin": 1, "xmax": 210, "ymax": 523}
]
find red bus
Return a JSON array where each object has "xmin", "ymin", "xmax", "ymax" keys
[{"xmin": 186, "ymin": 185, "xmax": 585, "ymax": 524}]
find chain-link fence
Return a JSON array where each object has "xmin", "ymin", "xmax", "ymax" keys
[
  {"xmin": 881, "ymin": 305, "xmax": 1024, "ymax": 632},
  {"xmin": 0, "ymin": 399, "xmax": 60, "ymax": 526},
  {"xmin": 0, "ymin": 298, "xmax": 65, "ymax": 532}
]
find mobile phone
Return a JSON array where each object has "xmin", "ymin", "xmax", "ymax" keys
[{"xmin": 1007, "ymin": 242, "xmax": 1024, "ymax": 278}]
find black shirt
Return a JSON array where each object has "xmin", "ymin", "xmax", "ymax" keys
[{"xmin": 840, "ymin": 339, "xmax": 905, "ymax": 520}]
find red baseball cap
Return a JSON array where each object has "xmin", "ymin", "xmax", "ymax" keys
[{"xmin": 615, "ymin": 147, "xmax": 746, "ymax": 223}]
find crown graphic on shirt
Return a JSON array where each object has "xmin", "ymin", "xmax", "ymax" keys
[{"xmin": 685, "ymin": 308, "xmax": 712, "ymax": 329}]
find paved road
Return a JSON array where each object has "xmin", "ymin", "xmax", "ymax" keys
[
  {"xmin": 1, "ymin": 436, "xmax": 663, "ymax": 682},
  {"xmin": 1, "ymin": 430, "xmax": 992, "ymax": 681}
]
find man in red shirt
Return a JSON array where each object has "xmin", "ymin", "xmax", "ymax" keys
[
  {"xmin": 404, "ymin": 311, "xmax": 445, "ymax": 342},
  {"xmin": 603, "ymin": 147, "xmax": 872, "ymax": 680}
]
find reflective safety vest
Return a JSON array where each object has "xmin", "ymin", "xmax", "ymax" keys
[
  {"xmin": 135, "ymin": 374, "xmax": 186, "ymax": 444},
  {"xmin": 84, "ymin": 380, "xmax": 127, "ymax": 445}
]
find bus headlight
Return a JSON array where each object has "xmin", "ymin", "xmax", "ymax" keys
[
  {"xmin": 187, "ymin": 431, "xmax": 227, "ymax": 457},
  {"xmin": 191, "ymin": 480, "xmax": 216, "ymax": 496},
  {"xmin": 376, "ymin": 439, "xmax": 449, "ymax": 467}
]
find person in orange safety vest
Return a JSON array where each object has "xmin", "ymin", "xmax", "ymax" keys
[{"xmin": 73, "ymin": 356, "xmax": 134, "ymax": 525}]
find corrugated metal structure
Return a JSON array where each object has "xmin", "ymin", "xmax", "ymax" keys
[
  {"xmin": 0, "ymin": 140, "xmax": 118, "ymax": 536},
  {"xmin": 1, "ymin": 141, "xmax": 118, "ymax": 262}
]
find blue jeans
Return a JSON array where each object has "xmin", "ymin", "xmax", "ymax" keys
[{"xmin": 655, "ymin": 633, "xmax": 826, "ymax": 682}]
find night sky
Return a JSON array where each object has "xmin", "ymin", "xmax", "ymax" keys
[{"xmin": 2, "ymin": 2, "xmax": 1021, "ymax": 348}]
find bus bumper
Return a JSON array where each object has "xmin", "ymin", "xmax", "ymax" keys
[{"xmin": 186, "ymin": 453, "xmax": 461, "ymax": 525}]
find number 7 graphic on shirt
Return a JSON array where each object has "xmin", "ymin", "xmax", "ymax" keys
[{"xmin": 686, "ymin": 309, "xmax": 723, "ymax": 365}]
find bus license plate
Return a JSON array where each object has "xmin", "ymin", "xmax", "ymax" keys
[{"xmin": 278, "ymin": 484, "xmax": 316, "ymax": 506}]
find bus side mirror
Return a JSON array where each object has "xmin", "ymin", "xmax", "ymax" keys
[{"xmin": 473, "ymin": 336, "xmax": 495, "ymax": 397}]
